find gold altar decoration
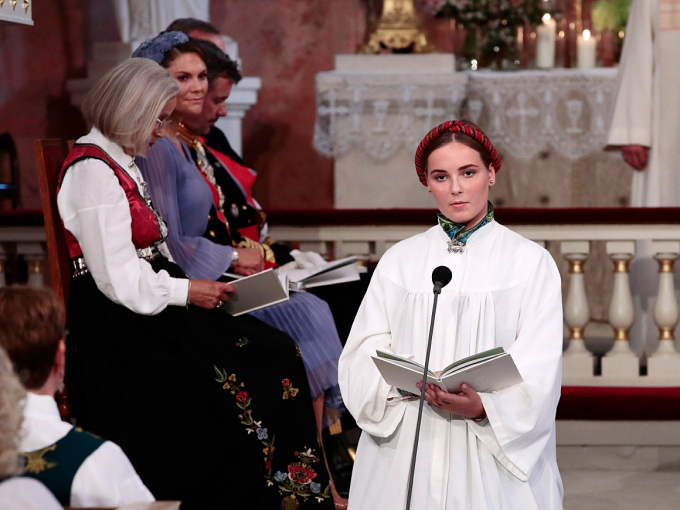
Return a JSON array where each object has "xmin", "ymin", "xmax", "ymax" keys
[{"xmin": 360, "ymin": 0, "xmax": 435, "ymax": 54}]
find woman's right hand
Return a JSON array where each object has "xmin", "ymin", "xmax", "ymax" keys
[{"xmin": 188, "ymin": 279, "xmax": 235, "ymax": 309}]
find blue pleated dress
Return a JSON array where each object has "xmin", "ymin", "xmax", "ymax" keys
[{"xmin": 137, "ymin": 138, "xmax": 344, "ymax": 423}]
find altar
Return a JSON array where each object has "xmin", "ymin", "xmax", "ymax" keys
[{"xmin": 314, "ymin": 59, "xmax": 632, "ymax": 209}]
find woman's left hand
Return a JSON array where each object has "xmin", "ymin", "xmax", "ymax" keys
[{"xmin": 416, "ymin": 382, "xmax": 485, "ymax": 419}]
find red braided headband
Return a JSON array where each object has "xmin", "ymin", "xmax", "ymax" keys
[{"xmin": 414, "ymin": 120, "xmax": 502, "ymax": 186}]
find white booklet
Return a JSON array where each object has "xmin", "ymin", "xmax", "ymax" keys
[
  {"xmin": 221, "ymin": 269, "xmax": 290, "ymax": 316},
  {"xmin": 284, "ymin": 256, "xmax": 361, "ymax": 291},
  {"xmin": 371, "ymin": 347, "xmax": 523, "ymax": 394}
]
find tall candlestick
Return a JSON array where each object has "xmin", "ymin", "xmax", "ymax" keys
[
  {"xmin": 536, "ymin": 13, "xmax": 556, "ymax": 68},
  {"xmin": 577, "ymin": 29, "xmax": 596, "ymax": 68}
]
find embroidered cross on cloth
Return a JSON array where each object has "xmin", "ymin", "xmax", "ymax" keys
[{"xmin": 438, "ymin": 202, "xmax": 494, "ymax": 254}]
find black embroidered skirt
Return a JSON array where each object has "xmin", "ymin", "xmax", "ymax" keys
[{"xmin": 65, "ymin": 258, "xmax": 334, "ymax": 510}]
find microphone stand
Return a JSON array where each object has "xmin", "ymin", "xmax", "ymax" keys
[{"xmin": 404, "ymin": 282, "xmax": 443, "ymax": 510}]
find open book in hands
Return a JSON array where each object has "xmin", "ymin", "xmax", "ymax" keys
[
  {"xmin": 220, "ymin": 269, "xmax": 290, "ymax": 316},
  {"xmin": 371, "ymin": 347, "xmax": 523, "ymax": 394}
]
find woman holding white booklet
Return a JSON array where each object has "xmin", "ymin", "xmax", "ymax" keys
[{"xmin": 339, "ymin": 120, "xmax": 563, "ymax": 510}]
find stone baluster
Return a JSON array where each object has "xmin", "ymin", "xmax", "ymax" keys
[
  {"xmin": 648, "ymin": 241, "xmax": 680, "ymax": 380},
  {"xmin": 601, "ymin": 241, "xmax": 639, "ymax": 380},
  {"xmin": 561, "ymin": 241, "xmax": 594, "ymax": 381},
  {"xmin": 17, "ymin": 243, "xmax": 45, "ymax": 288}
]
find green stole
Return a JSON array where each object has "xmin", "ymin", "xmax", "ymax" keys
[
  {"xmin": 20, "ymin": 428, "xmax": 106, "ymax": 506},
  {"xmin": 437, "ymin": 202, "xmax": 495, "ymax": 253}
]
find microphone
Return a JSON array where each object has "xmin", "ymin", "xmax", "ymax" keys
[
  {"xmin": 432, "ymin": 266, "xmax": 453, "ymax": 294},
  {"xmin": 405, "ymin": 266, "xmax": 452, "ymax": 510}
]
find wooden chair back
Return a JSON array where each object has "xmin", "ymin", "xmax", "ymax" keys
[
  {"xmin": 0, "ymin": 133, "xmax": 21, "ymax": 209},
  {"xmin": 35, "ymin": 139, "xmax": 72, "ymax": 309}
]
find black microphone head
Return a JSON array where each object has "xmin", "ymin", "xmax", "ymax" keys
[{"xmin": 432, "ymin": 266, "xmax": 453, "ymax": 289}]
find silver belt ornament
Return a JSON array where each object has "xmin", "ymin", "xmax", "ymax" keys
[{"xmin": 72, "ymin": 244, "xmax": 162, "ymax": 278}]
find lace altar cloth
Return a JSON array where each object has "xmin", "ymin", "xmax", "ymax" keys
[{"xmin": 313, "ymin": 68, "xmax": 619, "ymax": 163}]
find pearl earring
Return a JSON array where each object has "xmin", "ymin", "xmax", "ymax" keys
[{"xmin": 489, "ymin": 180, "xmax": 494, "ymax": 184}]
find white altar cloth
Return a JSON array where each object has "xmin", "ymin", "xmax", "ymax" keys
[{"xmin": 314, "ymin": 68, "xmax": 618, "ymax": 163}]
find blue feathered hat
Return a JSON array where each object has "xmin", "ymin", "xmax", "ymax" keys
[{"xmin": 132, "ymin": 31, "xmax": 190, "ymax": 64}]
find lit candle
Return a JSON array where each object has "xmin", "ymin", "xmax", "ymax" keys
[
  {"xmin": 577, "ymin": 29, "xmax": 597, "ymax": 68},
  {"xmin": 536, "ymin": 13, "xmax": 556, "ymax": 68}
]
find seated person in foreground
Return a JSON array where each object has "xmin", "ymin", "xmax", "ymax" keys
[
  {"xmin": 134, "ymin": 33, "xmax": 346, "ymax": 430},
  {"xmin": 0, "ymin": 286, "xmax": 154, "ymax": 508},
  {"xmin": 58, "ymin": 57, "xmax": 334, "ymax": 509},
  {"xmin": 168, "ymin": 19, "xmax": 373, "ymax": 344},
  {"xmin": 0, "ymin": 345, "xmax": 62, "ymax": 510}
]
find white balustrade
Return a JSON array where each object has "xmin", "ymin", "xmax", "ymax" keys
[
  {"xmin": 648, "ymin": 241, "xmax": 680, "ymax": 381},
  {"xmin": 561, "ymin": 241, "xmax": 594, "ymax": 383},
  {"xmin": 0, "ymin": 222, "xmax": 47, "ymax": 288},
  {"xmin": 268, "ymin": 216, "xmax": 680, "ymax": 386},
  {"xmin": 601, "ymin": 241, "xmax": 639, "ymax": 381}
]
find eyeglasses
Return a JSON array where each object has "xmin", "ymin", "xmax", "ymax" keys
[{"xmin": 155, "ymin": 118, "xmax": 173, "ymax": 129}]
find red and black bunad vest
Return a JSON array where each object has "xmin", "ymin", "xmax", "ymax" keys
[{"xmin": 57, "ymin": 143, "xmax": 167, "ymax": 262}]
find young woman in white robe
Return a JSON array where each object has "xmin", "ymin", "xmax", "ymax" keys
[{"xmin": 338, "ymin": 121, "xmax": 563, "ymax": 510}]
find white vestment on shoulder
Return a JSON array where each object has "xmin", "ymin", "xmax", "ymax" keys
[
  {"xmin": 608, "ymin": 0, "xmax": 680, "ymax": 206},
  {"xmin": 339, "ymin": 221, "xmax": 563, "ymax": 510}
]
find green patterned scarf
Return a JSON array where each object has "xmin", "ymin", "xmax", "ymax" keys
[{"xmin": 438, "ymin": 202, "xmax": 494, "ymax": 248}]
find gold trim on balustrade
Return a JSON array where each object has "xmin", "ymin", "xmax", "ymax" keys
[
  {"xmin": 613, "ymin": 259, "xmax": 630, "ymax": 273},
  {"xmin": 0, "ymin": 0, "xmax": 5, "ymax": 9},
  {"xmin": 11, "ymin": 0, "xmax": 16, "ymax": 11},
  {"xmin": 658, "ymin": 258, "xmax": 675, "ymax": 273},
  {"xmin": 614, "ymin": 328, "xmax": 629, "ymax": 341},
  {"xmin": 27, "ymin": 260, "xmax": 41, "ymax": 274},
  {"xmin": 570, "ymin": 327, "xmax": 584, "ymax": 340},
  {"xmin": 23, "ymin": 0, "xmax": 28, "ymax": 13},
  {"xmin": 659, "ymin": 327, "xmax": 675, "ymax": 341},
  {"xmin": 568, "ymin": 259, "xmax": 584, "ymax": 274}
]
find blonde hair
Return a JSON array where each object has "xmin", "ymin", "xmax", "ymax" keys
[
  {"xmin": 82, "ymin": 58, "xmax": 179, "ymax": 156},
  {"xmin": 0, "ymin": 345, "xmax": 25, "ymax": 478}
]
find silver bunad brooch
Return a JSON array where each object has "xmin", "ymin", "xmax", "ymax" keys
[{"xmin": 448, "ymin": 239, "xmax": 465, "ymax": 254}]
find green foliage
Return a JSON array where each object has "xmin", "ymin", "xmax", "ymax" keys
[{"xmin": 591, "ymin": 0, "xmax": 632, "ymax": 33}]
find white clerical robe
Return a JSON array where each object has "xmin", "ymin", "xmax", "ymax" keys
[
  {"xmin": 608, "ymin": 0, "xmax": 680, "ymax": 206},
  {"xmin": 339, "ymin": 221, "xmax": 563, "ymax": 510}
]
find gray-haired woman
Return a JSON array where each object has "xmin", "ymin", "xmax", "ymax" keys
[{"xmin": 58, "ymin": 57, "xmax": 334, "ymax": 510}]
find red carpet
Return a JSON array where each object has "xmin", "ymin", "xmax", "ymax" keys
[{"xmin": 558, "ymin": 386, "xmax": 680, "ymax": 420}]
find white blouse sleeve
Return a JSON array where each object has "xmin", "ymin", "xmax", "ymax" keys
[
  {"xmin": 57, "ymin": 158, "xmax": 189, "ymax": 315},
  {"xmin": 71, "ymin": 441, "xmax": 155, "ymax": 507}
]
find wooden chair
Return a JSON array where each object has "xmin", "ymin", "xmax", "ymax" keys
[
  {"xmin": 35, "ymin": 139, "xmax": 72, "ymax": 309},
  {"xmin": 0, "ymin": 133, "xmax": 21, "ymax": 209},
  {"xmin": 35, "ymin": 139, "xmax": 72, "ymax": 420}
]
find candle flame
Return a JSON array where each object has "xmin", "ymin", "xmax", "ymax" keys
[
  {"xmin": 583, "ymin": 29, "xmax": 591, "ymax": 41},
  {"xmin": 542, "ymin": 13, "xmax": 551, "ymax": 23}
]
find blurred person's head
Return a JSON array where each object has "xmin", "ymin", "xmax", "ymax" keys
[
  {"xmin": 82, "ymin": 58, "xmax": 179, "ymax": 156},
  {"xmin": 166, "ymin": 18, "xmax": 226, "ymax": 52},
  {"xmin": 0, "ymin": 287, "xmax": 66, "ymax": 396},
  {"xmin": 0, "ymin": 344, "xmax": 25, "ymax": 478}
]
